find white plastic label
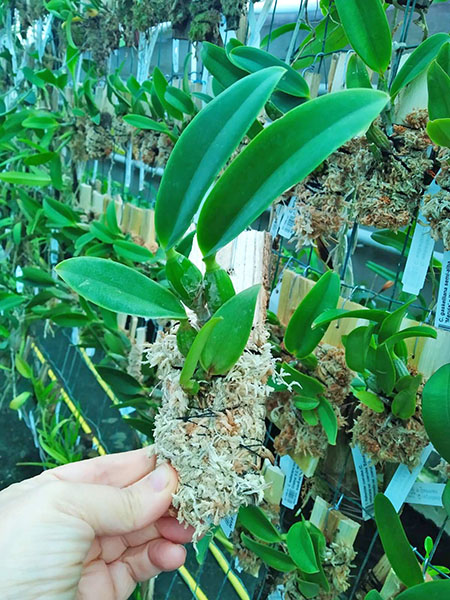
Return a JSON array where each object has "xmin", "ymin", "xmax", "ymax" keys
[
  {"xmin": 385, "ymin": 443, "xmax": 434, "ymax": 512},
  {"xmin": 280, "ymin": 455, "xmax": 304, "ymax": 509},
  {"xmin": 278, "ymin": 197, "xmax": 296, "ymax": 239},
  {"xmin": 402, "ymin": 212, "xmax": 435, "ymax": 295},
  {"xmin": 269, "ymin": 281, "xmax": 282, "ymax": 314},
  {"xmin": 406, "ymin": 482, "xmax": 445, "ymax": 506},
  {"xmin": 435, "ymin": 250, "xmax": 450, "ymax": 332},
  {"xmin": 220, "ymin": 513, "xmax": 237, "ymax": 538},
  {"xmin": 268, "ymin": 585, "xmax": 285, "ymax": 600},
  {"xmin": 269, "ymin": 205, "xmax": 282, "ymax": 238},
  {"xmin": 351, "ymin": 445, "xmax": 378, "ymax": 520}
]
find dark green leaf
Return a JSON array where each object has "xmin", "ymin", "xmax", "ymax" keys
[
  {"xmin": 396, "ymin": 581, "xmax": 450, "ymax": 600},
  {"xmin": 346, "ymin": 54, "xmax": 372, "ymax": 89},
  {"xmin": 384, "ymin": 326, "xmax": 437, "ymax": 347},
  {"xmin": 427, "ymin": 60, "xmax": 450, "ymax": 120},
  {"xmin": 201, "ymin": 42, "xmax": 247, "ymax": 89},
  {"xmin": 293, "ymin": 397, "xmax": 320, "ymax": 410},
  {"xmin": 43, "ymin": 197, "xmax": 79, "ymax": 227},
  {"xmin": 238, "ymin": 506, "xmax": 282, "ymax": 543},
  {"xmin": 155, "ymin": 67, "xmax": 284, "ymax": 249},
  {"xmin": 422, "ymin": 364, "xmax": 450, "ymax": 463},
  {"xmin": 317, "ymin": 397, "xmax": 338, "ymax": 445},
  {"xmin": 353, "ymin": 389, "xmax": 385, "ymax": 413},
  {"xmin": 123, "ymin": 114, "xmax": 169, "ymax": 132},
  {"xmin": 284, "ymin": 271, "xmax": 340, "ymax": 358},
  {"xmin": 436, "ymin": 41, "xmax": 450, "ymax": 75},
  {"xmin": 197, "ymin": 89, "xmax": 388, "ymax": 256},
  {"xmin": 344, "ymin": 325, "xmax": 373, "ymax": 371},
  {"xmin": 21, "ymin": 266, "xmax": 55, "ymax": 286},
  {"xmin": 313, "ymin": 308, "xmax": 388, "ymax": 329},
  {"xmin": 55, "ymin": 257, "xmax": 186, "ymax": 319},
  {"xmin": 0, "ymin": 170, "xmax": 51, "ymax": 186},
  {"xmin": 51, "ymin": 312, "xmax": 92, "ymax": 327},
  {"xmin": 378, "ymin": 297, "xmax": 416, "ymax": 342},
  {"xmin": 241, "ymin": 533, "xmax": 295, "ymax": 572},
  {"xmin": 113, "ymin": 240, "xmax": 155, "ymax": 263},
  {"xmin": 96, "ymin": 366, "xmax": 143, "ymax": 396},
  {"xmin": 334, "ymin": 0, "xmax": 391, "ymax": 73},
  {"xmin": 180, "ymin": 317, "xmax": 222, "ymax": 388},
  {"xmin": 391, "ymin": 33, "xmax": 450, "ymax": 98},
  {"xmin": 374, "ymin": 493, "xmax": 424, "ymax": 587},
  {"xmin": 286, "ymin": 521, "xmax": 319, "ymax": 573},
  {"xmin": 200, "ymin": 285, "xmax": 259, "ymax": 375},
  {"xmin": 229, "ymin": 46, "xmax": 309, "ymax": 98},
  {"xmin": 427, "ymin": 117, "xmax": 450, "ymax": 148},
  {"xmin": 164, "ymin": 86, "xmax": 196, "ymax": 115},
  {"xmin": 279, "ymin": 362, "xmax": 325, "ymax": 397},
  {"xmin": 375, "ymin": 343, "xmax": 396, "ymax": 396}
]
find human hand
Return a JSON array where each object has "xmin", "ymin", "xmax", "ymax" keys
[{"xmin": 0, "ymin": 448, "xmax": 192, "ymax": 600}]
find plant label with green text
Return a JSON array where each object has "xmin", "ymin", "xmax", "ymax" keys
[
  {"xmin": 220, "ymin": 513, "xmax": 238, "ymax": 538},
  {"xmin": 280, "ymin": 455, "xmax": 304, "ymax": 509},
  {"xmin": 435, "ymin": 250, "xmax": 450, "ymax": 331},
  {"xmin": 351, "ymin": 445, "xmax": 378, "ymax": 520}
]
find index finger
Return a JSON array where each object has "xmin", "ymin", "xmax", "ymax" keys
[{"xmin": 41, "ymin": 447, "xmax": 156, "ymax": 488}]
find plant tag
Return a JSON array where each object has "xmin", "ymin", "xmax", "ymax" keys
[
  {"xmin": 401, "ymin": 212, "xmax": 435, "ymax": 295},
  {"xmin": 406, "ymin": 482, "xmax": 445, "ymax": 506},
  {"xmin": 434, "ymin": 250, "xmax": 450, "ymax": 331},
  {"xmin": 385, "ymin": 443, "xmax": 434, "ymax": 512},
  {"xmin": 278, "ymin": 197, "xmax": 296, "ymax": 239},
  {"xmin": 269, "ymin": 280, "xmax": 282, "ymax": 314},
  {"xmin": 269, "ymin": 205, "xmax": 282, "ymax": 238},
  {"xmin": 268, "ymin": 585, "xmax": 285, "ymax": 600},
  {"xmin": 351, "ymin": 445, "xmax": 378, "ymax": 520},
  {"xmin": 280, "ymin": 455, "xmax": 304, "ymax": 509},
  {"xmin": 220, "ymin": 513, "xmax": 238, "ymax": 538}
]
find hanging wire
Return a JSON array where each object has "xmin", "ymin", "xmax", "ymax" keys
[{"xmin": 266, "ymin": 0, "xmax": 279, "ymax": 52}]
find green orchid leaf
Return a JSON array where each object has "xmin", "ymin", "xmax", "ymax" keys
[
  {"xmin": 317, "ymin": 397, "xmax": 338, "ymax": 445},
  {"xmin": 241, "ymin": 533, "xmax": 296, "ymax": 572},
  {"xmin": 364, "ymin": 592, "xmax": 383, "ymax": 600},
  {"xmin": 15, "ymin": 355, "xmax": 33, "ymax": 379},
  {"xmin": 422, "ymin": 363, "xmax": 450, "ymax": 463},
  {"xmin": 113, "ymin": 240, "xmax": 155, "ymax": 263},
  {"xmin": 96, "ymin": 366, "xmax": 143, "ymax": 396},
  {"xmin": 374, "ymin": 494, "xmax": 424, "ymax": 587},
  {"xmin": 391, "ymin": 33, "xmax": 450, "ymax": 98},
  {"xmin": 284, "ymin": 271, "xmax": 340, "ymax": 358},
  {"xmin": 180, "ymin": 317, "xmax": 222, "ymax": 389},
  {"xmin": 24, "ymin": 151, "xmax": 57, "ymax": 166},
  {"xmin": 0, "ymin": 170, "xmax": 51, "ymax": 186},
  {"xmin": 197, "ymin": 89, "xmax": 388, "ymax": 257},
  {"xmin": 346, "ymin": 53, "xmax": 372, "ymax": 89},
  {"xmin": 294, "ymin": 397, "xmax": 321, "ymax": 410},
  {"xmin": 279, "ymin": 363, "xmax": 325, "ymax": 397},
  {"xmin": 10, "ymin": 391, "xmax": 32, "ymax": 410},
  {"xmin": 261, "ymin": 23, "xmax": 297, "ymax": 49},
  {"xmin": 427, "ymin": 60, "xmax": 450, "ymax": 120},
  {"xmin": 353, "ymin": 389, "xmax": 385, "ymax": 413},
  {"xmin": 201, "ymin": 42, "xmax": 247, "ymax": 89},
  {"xmin": 427, "ymin": 118, "xmax": 450, "ymax": 148},
  {"xmin": 20, "ymin": 266, "xmax": 55, "ymax": 286},
  {"xmin": 334, "ymin": 0, "xmax": 391, "ymax": 73},
  {"xmin": 238, "ymin": 506, "xmax": 282, "ymax": 543},
  {"xmin": 195, "ymin": 527, "xmax": 217, "ymax": 565},
  {"xmin": 164, "ymin": 86, "xmax": 196, "ymax": 115},
  {"xmin": 392, "ymin": 388, "xmax": 418, "ymax": 420},
  {"xmin": 155, "ymin": 67, "xmax": 284, "ymax": 250},
  {"xmin": 297, "ymin": 579, "xmax": 321, "ymax": 599},
  {"xmin": 152, "ymin": 67, "xmax": 183, "ymax": 120},
  {"xmin": 436, "ymin": 41, "xmax": 450, "ymax": 75},
  {"xmin": 123, "ymin": 114, "xmax": 169, "ymax": 132},
  {"xmin": 200, "ymin": 285, "xmax": 260, "ymax": 376},
  {"xmin": 229, "ymin": 46, "xmax": 310, "ymax": 98},
  {"xmin": 22, "ymin": 113, "xmax": 59, "ymax": 129},
  {"xmin": 313, "ymin": 308, "xmax": 388, "ymax": 329},
  {"xmin": 303, "ymin": 409, "xmax": 319, "ymax": 426},
  {"xmin": 396, "ymin": 581, "xmax": 450, "ymax": 600},
  {"xmin": 43, "ymin": 197, "xmax": 79, "ymax": 227},
  {"xmin": 105, "ymin": 202, "xmax": 121, "ymax": 236},
  {"xmin": 378, "ymin": 297, "xmax": 416, "ymax": 342},
  {"xmin": 375, "ymin": 343, "xmax": 396, "ymax": 396},
  {"xmin": 293, "ymin": 12, "xmax": 348, "ymax": 71},
  {"xmin": 55, "ymin": 257, "xmax": 186, "ymax": 319},
  {"xmin": 90, "ymin": 221, "xmax": 116, "ymax": 244},
  {"xmin": 286, "ymin": 521, "xmax": 319, "ymax": 574},
  {"xmin": 344, "ymin": 325, "xmax": 373, "ymax": 372},
  {"xmin": 384, "ymin": 326, "xmax": 437, "ymax": 347},
  {"xmin": 51, "ymin": 312, "xmax": 92, "ymax": 327},
  {"xmin": 302, "ymin": 526, "xmax": 329, "ymax": 591}
]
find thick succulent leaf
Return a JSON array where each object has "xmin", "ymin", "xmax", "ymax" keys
[
  {"xmin": 436, "ymin": 41, "xmax": 450, "ymax": 75},
  {"xmin": 353, "ymin": 389, "xmax": 385, "ymax": 413},
  {"xmin": 391, "ymin": 33, "xmax": 450, "ymax": 98},
  {"xmin": 384, "ymin": 326, "xmax": 437, "ymax": 347},
  {"xmin": 155, "ymin": 67, "xmax": 284, "ymax": 249},
  {"xmin": 279, "ymin": 362, "xmax": 325, "ymax": 397},
  {"xmin": 346, "ymin": 53, "xmax": 372, "ymax": 89},
  {"xmin": 286, "ymin": 522, "xmax": 319, "ymax": 574},
  {"xmin": 374, "ymin": 343, "xmax": 396, "ymax": 396},
  {"xmin": 200, "ymin": 285, "xmax": 260, "ymax": 375},
  {"xmin": 55, "ymin": 257, "xmax": 186, "ymax": 319},
  {"xmin": 427, "ymin": 60, "xmax": 450, "ymax": 120},
  {"xmin": 284, "ymin": 271, "xmax": 340, "ymax": 358},
  {"xmin": 422, "ymin": 364, "xmax": 450, "ymax": 463},
  {"xmin": 378, "ymin": 297, "xmax": 416, "ymax": 342},
  {"xmin": 334, "ymin": 0, "xmax": 392, "ymax": 73},
  {"xmin": 179, "ymin": 317, "xmax": 222, "ymax": 388},
  {"xmin": 397, "ymin": 581, "xmax": 450, "ymax": 600},
  {"xmin": 241, "ymin": 534, "xmax": 296, "ymax": 572},
  {"xmin": 317, "ymin": 397, "xmax": 338, "ymax": 445},
  {"xmin": 374, "ymin": 494, "xmax": 424, "ymax": 587},
  {"xmin": 201, "ymin": 42, "xmax": 247, "ymax": 89},
  {"xmin": 123, "ymin": 114, "xmax": 170, "ymax": 132},
  {"xmin": 238, "ymin": 506, "xmax": 282, "ymax": 543},
  {"xmin": 197, "ymin": 89, "xmax": 388, "ymax": 256},
  {"xmin": 313, "ymin": 308, "xmax": 388, "ymax": 329},
  {"xmin": 427, "ymin": 117, "xmax": 450, "ymax": 147},
  {"xmin": 344, "ymin": 325, "xmax": 373, "ymax": 372},
  {"xmin": 229, "ymin": 46, "xmax": 310, "ymax": 98}
]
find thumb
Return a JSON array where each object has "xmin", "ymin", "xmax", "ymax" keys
[{"xmin": 49, "ymin": 462, "xmax": 178, "ymax": 536}]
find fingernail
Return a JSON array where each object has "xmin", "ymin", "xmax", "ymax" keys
[{"xmin": 149, "ymin": 463, "xmax": 171, "ymax": 492}]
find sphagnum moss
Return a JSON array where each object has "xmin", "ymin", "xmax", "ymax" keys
[{"xmin": 147, "ymin": 326, "xmax": 274, "ymax": 539}]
